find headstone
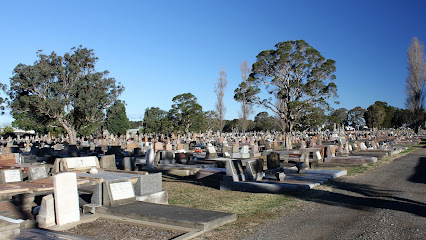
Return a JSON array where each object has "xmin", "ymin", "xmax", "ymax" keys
[
  {"xmin": 225, "ymin": 159, "xmax": 246, "ymax": 182},
  {"xmin": 61, "ymin": 156, "xmax": 100, "ymax": 172},
  {"xmin": 250, "ymin": 145, "xmax": 261, "ymax": 158},
  {"xmin": 176, "ymin": 143, "xmax": 184, "ymax": 151},
  {"xmin": 99, "ymin": 155, "xmax": 117, "ymax": 170},
  {"xmin": 0, "ymin": 153, "xmax": 17, "ymax": 165},
  {"xmin": 267, "ymin": 152, "xmax": 280, "ymax": 169},
  {"xmin": 146, "ymin": 148, "xmax": 155, "ymax": 169},
  {"xmin": 103, "ymin": 180, "xmax": 136, "ymax": 207},
  {"xmin": 240, "ymin": 145, "xmax": 250, "ymax": 158},
  {"xmin": 246, "ymin": 159, "xmax": 264, "ymax": 181},
  {"xmin": 154, "ymin": 142, "xmax": 164, "ymax": 152},
  {"xmin": 28, "ymin": 166, "xmax": 48, "ymax": 180},
  {"xmin": 135, "ymin": 173, "xmax": 162, "ymax": 196},
  {"xmin": 206, "ymin": 146, "xmax": 218, "ymax": 159},
  {"xmin": 37, "ymin": 194, "xmax": 56, "ymax": 228},
  {"xmin": 165, "ymin": 143, "xmax": 173, "ymax": 151},
  {"xmin": 0, "ymin": 169, "xmax": 22, "ymax": 184},
  {"xmin": 54, "ymin": 172, "xmax": 80, "ymax": 225}
]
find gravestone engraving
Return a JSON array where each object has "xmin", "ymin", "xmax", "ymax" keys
[
  {"xmin": 103, "ymin": 180, "xmax": 136, "ymax": 207},
  {"xmin": 28, "ymin": 166, "xmax": 48, "ymax": 180},
  {"xmin": 110, "ymin": 181, "xmax": 135, "ymax": 201},
  {"xmin": 0, "ymin": 169, "xmax": 22, "ymax": 184}
]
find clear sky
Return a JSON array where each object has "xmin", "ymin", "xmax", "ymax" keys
[{"xmin": 1, "ymin": 0, "xmax": 426, "ymax": 126}]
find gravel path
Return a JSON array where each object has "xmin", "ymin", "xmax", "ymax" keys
[{"xmin": 243, "ymin": 148, "xmax": 426, "ymax": 240}]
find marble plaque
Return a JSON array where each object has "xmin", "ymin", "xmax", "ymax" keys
[
  {"xmin": 4, "ymin": 169, "xmax": 22, "ymax": 183},
  {"xmin": 110, "ymin": 181, "xmax": 135, "ymax": 201}
]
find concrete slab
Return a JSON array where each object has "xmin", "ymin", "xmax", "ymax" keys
[
  {"xmin": 16, "ymin": 228, "xmax": 94, "ymax": 240},
  {"xmin": 76, "ymin": 171, "xmax": 142, "ymax": 182},
  {"xmin": 96, "ymin": 201, "xmax": 236, "ymax": 231}
]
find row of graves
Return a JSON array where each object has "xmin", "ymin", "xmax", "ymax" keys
[
  {"xmin": 0, "ymin": 136, "xmax": 237, "ymax": 239},
  {"xmin": 0, "ymin": 129, "xmax": 419, "ymax": 238}
]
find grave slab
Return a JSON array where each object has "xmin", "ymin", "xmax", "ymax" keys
[{"xmin": 96, "ymin": 201, "xmax": 236, "ymax": 231}]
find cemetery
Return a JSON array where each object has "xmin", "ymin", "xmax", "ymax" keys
[{"xmin": 0, "ymin": 127, "xmax": 419, "ymax": 239}]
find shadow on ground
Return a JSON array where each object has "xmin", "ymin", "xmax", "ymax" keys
[
  {"xmin": 288, "ymin": 179, "xmax": 426, "ymax": 218},
  {"xmin": 408, "ymin": 157, "xmax": 426, "ymax": 184}
]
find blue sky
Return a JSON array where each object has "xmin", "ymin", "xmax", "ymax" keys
[{"xmin": 1, "ymin": 1, "xmax": 426, "ymax": 125}]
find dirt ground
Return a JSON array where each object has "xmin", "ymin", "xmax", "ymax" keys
[{"xmin": 64, "ymin": 218, "xmax": 186, "ymax": 240}]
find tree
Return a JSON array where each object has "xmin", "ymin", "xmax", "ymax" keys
[
  {"xmin": 0, "ymin": 83, "xmax": 7, "ymax": 115},
  {"xmin": 204, "ymin": 110, "xmax": 218, "ymax": 132},
  {"xmin": 223, "ymin": 119, "xmax": 239, "ymax": 133},
  {"xmin": 299, "ymin": 107, "xmax": 327, "ymax": 130},
  {"xmin": 347, "ymin": 106, "xmax": 366, "ymax": 129},
  {"xmin": 330, "ymin": 108, "xmax": 348, "ymax": 126},
  {"xmin": 406, "ymin": 37, "xmax": 426, "ymax": 129},
  {"xmin": 253, "ymin": 112, "xmax": 279, "ymax": 132},
  {"xmin": 129, "ymin": 120, "xmax": 143, "ymax": 129},
  {"xmin": 105, "ymin": 101, "xmax": 130, "ymax": 136},
  {"xmin": 215, "ymin": 67, "xmax": 228, "ymax": 136},
  {"xmin": 142, "ymin": 107, "xmax": 171, "ymax": 134},
  {"xmin": 236, "ymin": 60, "xmax": 254, "ymax": 134},
  {"xmin": 393, "ymin": 108, "xmax": 410, "ymax": 128},
  {"xmin": 169, "ymin": 93, "xmax": 205, "ymax": 134},
  {"xmin": 8, "ymin": 46, "xmax": 123, "ymax": 144},
  {"xmin": 235, "ymin": 40, "xmax": 337, "ymax": 133},
  {"xmin": 364, "ymin": 102, "xmax": 386, "ymax": 128}
]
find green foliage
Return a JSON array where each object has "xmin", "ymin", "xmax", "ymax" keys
[
  {"xmin": 253, "ymin": 112, "xmax": 279, "ymax": 132},
  {"xmin": 105, "ymin": 101, "xmax": 130, "ymax": 136},
  {"xmin": 0, "ymin": 83, "xmax": 7, "ymax": 115},
  {"xmin": 2, "ymin": 126, "xmax": 14, "ymax": 134},
  {"xmin": 129, "ymin": 121, "xmax": 143, "ymax": 129},
  {"xmin": 169, "ymin": 93, "xmax": 205, "ymax": 134},
  {"xmin": 330, "ymin": 108, "xmax": 348, "ymax": 126},
  {"xmin": 347, "ymin": 106, "xmax": 366, "ymax": 128},
  {"xmin": 298, "ymin": 107, "xmax": 327, "ymax": 130},
  {"xmin": 8, "ymin": 46, "xmax": 123, "ymax": 144},
  {"xmin": 142, "ymin": 107, "xmax": 171, "ymax": 134},
  {"xmin": 235, "ymin": 40, "xmax": 337, "ymax": 132},
  {"xmin": 11, "ymin": 111, "xmax": 66, "ymax": 136},
  {"xmin": 223, "ymin": 119, "xmax": 240, "ymax": 132}
]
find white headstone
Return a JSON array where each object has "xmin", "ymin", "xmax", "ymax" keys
[
  {"xmin": 37, "ymin": 194, "xmax": 56, "ymax": 228},
  {"xmin": 146, "ymin": 148, "xmax": 155, "ymax": 169},
  {"xmin": 53, "ymin": 172, "xmax": 80, "ymax": 225}
]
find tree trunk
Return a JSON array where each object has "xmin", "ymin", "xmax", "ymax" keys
[{"xmin": 58, "ymin": 119, "xmax": 77, "ymax": 144}]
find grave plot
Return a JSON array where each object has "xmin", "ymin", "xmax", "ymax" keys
[{"xmin": 220, "ymin": 158, "xmax": 347, "ymax": 193}]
